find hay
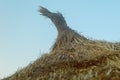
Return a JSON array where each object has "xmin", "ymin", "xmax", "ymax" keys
[
  {"xmin": 40, "ymin": 7, "xmax": 87, "ymax": 51},
  {"xmin": 3, "ymin": 7, "xmax": 120, "ymax": 80}
]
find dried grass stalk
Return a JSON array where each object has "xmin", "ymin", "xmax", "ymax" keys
[{"xmin": 39, "ymin": 7, "xmax": 87, "ymax": 51}]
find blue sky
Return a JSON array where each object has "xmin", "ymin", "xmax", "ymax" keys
[{"xmin": 0, "ymin": 0, "xmax": 120, "ymax": 79}]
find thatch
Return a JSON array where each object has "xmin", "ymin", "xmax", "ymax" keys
[
  {"xmin": 3, "ymin": 7, "xmax": 120, "ymax": 80},
  {"xmin": 3, "ymin": 50, "xmax": 120, "ymax": 80},
  {"xmin": 40, "ymin": 7, "xmax": 87, "ymax": 51}
]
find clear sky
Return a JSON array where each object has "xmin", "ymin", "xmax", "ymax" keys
[{"xmin": 0, "ymin": 0, "xmax": 120, "ymax": 79}]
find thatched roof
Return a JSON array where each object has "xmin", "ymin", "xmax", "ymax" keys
[{"xmin": 3, "ymin": 7, "xmax": 120, "ymax": 80}]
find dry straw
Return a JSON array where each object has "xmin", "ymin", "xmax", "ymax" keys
[{"xmin": 3, "ymin": 7, "xmax": 120, "ymax": 80}]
